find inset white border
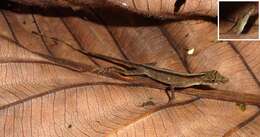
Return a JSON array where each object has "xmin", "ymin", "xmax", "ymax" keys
[{"xmin": 217, "ymin": 0, "xmax": 260, "ymax": 41}]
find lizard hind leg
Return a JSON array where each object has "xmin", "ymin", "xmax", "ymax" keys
[{"xmin": 111, "ymin": 67, "xmax": 145, "ymax": 76}]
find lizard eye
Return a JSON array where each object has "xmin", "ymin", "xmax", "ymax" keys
[{"xmin": 205, "ymin": 70, "xmax": 217, "ymax": 82}]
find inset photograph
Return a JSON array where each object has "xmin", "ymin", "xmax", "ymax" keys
[{"xmin": 218, "ymin": 1, "xmax": 259, "ymax": 40}]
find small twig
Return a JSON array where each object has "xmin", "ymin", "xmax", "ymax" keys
[
  {"xmin": 223, "ymin": 110, "xmax": 260, "ymax": 137},
  {"xmin": 180, "ymin": 88, "xmax": 260, "ymax": 106}
]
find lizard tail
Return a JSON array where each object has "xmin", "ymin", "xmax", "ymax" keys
[{"xmin": 32, "ymin": 31, "xmax": 135, "ymax": 69}]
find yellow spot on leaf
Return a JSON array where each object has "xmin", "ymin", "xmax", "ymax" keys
[{"xmin": 187, "ymin": 48, "xmax": 195, "ymax": 55}]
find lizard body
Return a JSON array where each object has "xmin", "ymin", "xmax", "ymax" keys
[{"xmin": 81, "ymin": 51, "xmax": 229, "ymax": 89}]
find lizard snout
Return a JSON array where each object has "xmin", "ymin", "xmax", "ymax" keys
[{"xmin": 219, "ymin": 76, "xmax": 229, "ymax": 83}]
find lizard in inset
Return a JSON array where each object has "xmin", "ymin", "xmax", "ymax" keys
[{"xmin": 226, "ymin": 7, "xmax": 256, "ymax": 35}]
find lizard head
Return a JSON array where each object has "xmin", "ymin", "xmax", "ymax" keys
[{"xmin": 200, "ymin": 70, "xmax": 229, "ymax": 85}]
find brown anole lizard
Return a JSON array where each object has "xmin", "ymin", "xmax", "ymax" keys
[
  {"xmin": 80, "ymin": 51, "xmax": 229, "ymax": 103},
  {"xmin": 33, "ymin": 32, "xmax": 229, "ymax": 103}
]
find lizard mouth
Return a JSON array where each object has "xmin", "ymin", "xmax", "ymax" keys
[
  {"xmin": 214, "ymin": 83, "xmax": 219, "ymax": 85},
  {"xmin": 209, "ymin": 83, "xmax": 219, "ymax": 87},
  {"xmin": 205, "ymin": 82, "xmax": 220, "ymax": 87}
]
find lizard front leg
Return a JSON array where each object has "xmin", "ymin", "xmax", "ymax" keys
[
  {"xmin": 101, "ymin": 66, "xmax": 177, "ymax": 104},
  {"xmin": 108, "ymin": 67, "xmax": 177, "ymax": 104},
  {"xmin": 165, "ymin": 85, "xmax": 176, "ymax": 104}
]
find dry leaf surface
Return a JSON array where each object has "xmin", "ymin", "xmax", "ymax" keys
[{"xmin": 0, "ymin": 1, "xmax": 260, "ymax": 137}]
